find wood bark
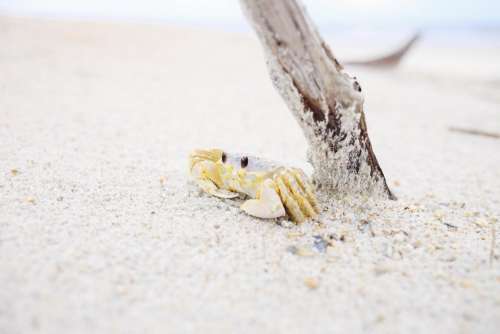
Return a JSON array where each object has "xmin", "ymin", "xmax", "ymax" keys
[{"xmin": 240, "ymin": 0, "xmax": 394, "ymax": 199}]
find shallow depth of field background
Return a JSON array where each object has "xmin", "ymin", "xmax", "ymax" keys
[
  {"xmin": 1, "ymin": 0, "xmax": 499, "ymax": 28},
  {"xmin": 2, "ymin": 0, "xmax": 499, "ymax": 81}
]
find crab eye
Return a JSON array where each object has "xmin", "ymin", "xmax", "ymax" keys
[
  {"xmin": 240, "ymin": 156, "xmax": 249, "ymax": 168},
  {"xmin": 221, "ymin": 152, "xmax": 227, "ymax": 163}
]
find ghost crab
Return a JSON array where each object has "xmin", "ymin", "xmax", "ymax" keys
[{"xmin": 189, "ymin": 149, "xmax": 319, "ymax": 223}]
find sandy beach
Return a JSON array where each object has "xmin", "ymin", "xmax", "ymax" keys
[{"xmin": 1, "ymin": 16, "xmax": 499, "ymax": 333}]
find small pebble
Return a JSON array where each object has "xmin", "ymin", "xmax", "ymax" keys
[
  {"xmin": 434, "ymin": 210, "xmax": 445, "ymax": 221},
  {"xmin": 304, "ymin": 277, "xmax": 319, "ymax": 289},
  {"xmin": 116, "ymin": 285, "xmax": 127, "ymax": 295},
  {"xmin": 287, "ymin": 245, "xmax": 314, "ymax": 257},
  {"xmin": 312, "ymin": 235, "xmax": 329, "ymax": 253},
  {"xmin": 287, "ymin": 231, "xmax": 304, "ymax": 239},
  {"xmin": 460, "ymin": 280, "xmax": 473, "ymax": 289},
  {"xmin": 404, "ymin": 205, "xmax": 419, "ymax": 213},
  {"xmin": 473, "ymin": 218, "xmax": 488, "ymax": 228},
  {"xmin": 464, "ymin": 211, "xmax": 479, "ymax": 218},
  {"xmin": 412, "ymin": 240, "xmax": 422, "ymax": 248},
  {"xmin": 374, "ymin": 265, "xmax": 392, "ymax": 276},
  {"xmin": 440, "ymin": 255, "xmax": 457, "ymax": 262},
  {"xmin": 280, "ymin": 220, "xmax": 295, "ymax": 228}
]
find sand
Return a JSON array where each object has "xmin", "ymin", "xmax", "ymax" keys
[{"xmin": 1, "ymin": 17, "xmax": 499, "ymax": 333}]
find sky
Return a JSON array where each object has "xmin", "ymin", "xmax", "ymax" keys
[{"xmin": 1, "ymin": 0, "xmax": 499, "ymax": 29}]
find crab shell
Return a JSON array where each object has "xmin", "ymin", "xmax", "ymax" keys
[{"xmin": 189, "ymin": 149, "xmax": 319, "ymax": 223}]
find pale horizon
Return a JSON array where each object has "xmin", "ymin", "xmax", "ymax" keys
[{"xmin": 1, "ymin": 0, "xmax": 500, "ymax": 31}]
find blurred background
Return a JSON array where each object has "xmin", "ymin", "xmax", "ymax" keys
[
  {"xmin": 1, "ymin": 0, "xmax": 499, "ymax": 30},
  {"xmin": 1, "ymin": 0, "xmax": 499, "ymax": 85}
]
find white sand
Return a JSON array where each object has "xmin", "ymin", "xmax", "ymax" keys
[{"xmin": 1, "ymin": 17, "xmax": 499, "ymax": 333}]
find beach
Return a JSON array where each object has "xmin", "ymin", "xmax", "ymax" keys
[{"xmin": 1, "ymin": 16, "xmax": 499, "ymax": 333}]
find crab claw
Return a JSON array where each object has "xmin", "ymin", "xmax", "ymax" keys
[
  {"xmin": 192, "ymin": 160, "xmax": 239, "ymax": 199},
  {"xmin": 241, "ymin": 179, "xmax": 286, "ymax": 219},
  {"xmin": 195, "ymin": 178, "xmax": 239, "ymax": 199}
]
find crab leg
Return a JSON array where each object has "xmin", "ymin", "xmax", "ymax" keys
[
  {"xmin": 273, "ymin": 170, "xmax": 319, "ymax": 224},
  {"xmin": 274, "ymin": 177, "xmax": 307, "ymax": 223},
  {"xmin": 281, "ymin": 172, "xmax": 317, "ymax": 218},
  {"xmin": 241, "ymin": 179, "xmax": 286, "ymax": 219},
  {"xmin": 290, "ymin": 169, "xmax": 319, "ymax": 211}
]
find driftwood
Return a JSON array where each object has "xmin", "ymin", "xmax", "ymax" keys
[
  {"xmin": 346, "ymin": 33, "xmax": 421, "ymax": 68},
  {"xmin": 240, "ymin": 0, "xmax": 394, "ymax": 199},
  {"xmin": 449, "ymin": 127, "xmax": 500, "ymax": 140}
]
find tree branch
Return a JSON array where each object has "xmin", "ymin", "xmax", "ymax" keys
[{"xmin": 240, "ymin": 0, "xmax": 394, "ymax": 199}]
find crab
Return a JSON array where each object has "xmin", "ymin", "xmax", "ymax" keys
[{"xmin": 189, "ymin": 149, "xmax": 319, "ymax": 223}]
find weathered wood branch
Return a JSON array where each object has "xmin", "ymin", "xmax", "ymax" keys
[{"xmin": 240, "ymin": 0, "xmax": 394, "ymax": 199}]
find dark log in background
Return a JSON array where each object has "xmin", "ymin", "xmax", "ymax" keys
[{"xmin": 346, "ymin": 33, "xmax": 421, "ymax": 68}]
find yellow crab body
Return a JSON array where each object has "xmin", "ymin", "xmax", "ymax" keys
[{"xmin": 189, "ymin": 149, "xmax": 319, "ymax": 223}]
